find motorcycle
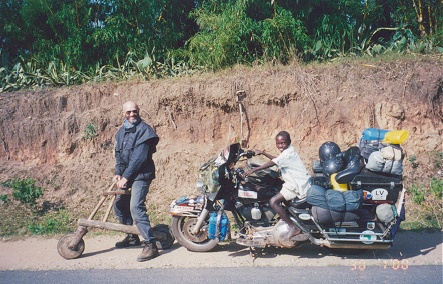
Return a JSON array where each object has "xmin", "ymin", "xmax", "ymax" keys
[{"xmin": 169, "ymin": 141, "xmax": 406, "ymax": 253}]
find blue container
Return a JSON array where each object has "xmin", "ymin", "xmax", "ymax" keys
[
  {"xmin": 361, "ymin": 128, "xmax": 390, "ymax": 141},
  {"xmin": 219, "ymin": 214, "xmax": 229, "ymax": 241},
  {"xmin": 208, "ymin": 212, "xmax": 217, "ymax": 240}
]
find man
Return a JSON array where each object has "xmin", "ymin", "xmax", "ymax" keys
[
  {"xmin": 244, "ymin": 131, "xmax": 311, "ymax": 241},
  {"xmin": 113, "ymin": 101, "xmax": 160, "ymax": 262}
]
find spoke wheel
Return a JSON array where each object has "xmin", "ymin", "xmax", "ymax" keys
[
  {"xmin": 183, "ymin": 218, "xmax": 208, "ymax": 242},
  {"xmin": 171, "ymin": 216, "xmax": 219, "ymax": 252}
]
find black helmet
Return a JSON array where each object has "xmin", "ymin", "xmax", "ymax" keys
[
  {"xmin": 322, "ymin": 156, "xmax": 345, "ymax": 177},
  {"xmin": 319, "ymin": 141, "xmax": 341, "ymax": 162}
]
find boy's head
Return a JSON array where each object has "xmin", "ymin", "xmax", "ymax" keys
[{"xmin": 275, "ymin": 131, "xmax": 291, "ymax": 152}]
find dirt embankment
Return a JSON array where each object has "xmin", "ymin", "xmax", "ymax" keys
[{"xmin": 0, "ymin": 57, "xmax": 442, "ymax": 217}]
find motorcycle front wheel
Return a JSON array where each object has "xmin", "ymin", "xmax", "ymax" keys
[{"xmin": 171, "ymin": 216, "xmax": 219, "ymax": 252}]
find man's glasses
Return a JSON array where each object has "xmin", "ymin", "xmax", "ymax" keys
[{"xmin": 125, "ymin": 109, "xmax": 139, "ymax": 115}]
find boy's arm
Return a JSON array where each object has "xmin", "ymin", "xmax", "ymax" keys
[
  {"xmin": 253, "ymin": 149, "xmax": 276, "ymax": 160},
  {"xmin": 244, "ymin": 160, "xmax": 276, "ymax": 177}
]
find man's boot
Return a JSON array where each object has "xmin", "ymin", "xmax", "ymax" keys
[
  {"xmin": 115, "ymin": 234, "xmax": 141, "ymax": 248},
  {"xmin": 137, "ymin": 241, "xmax": 159, "ymax": 262}
]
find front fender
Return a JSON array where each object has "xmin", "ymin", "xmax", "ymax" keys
[{"xmin": 169, "ymin": 195, "xmax": 206, "ymax": 217}]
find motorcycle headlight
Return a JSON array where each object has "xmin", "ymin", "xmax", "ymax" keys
[{"xmin": 196, "ymin": 181, "xmax": 206, "ymax": 192}]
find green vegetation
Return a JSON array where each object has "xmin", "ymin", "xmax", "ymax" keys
[
  {"xmin": 0, "ymin": 203, "xmax": 75, "ymax": 237},
  {"xmin": 1, "ymin": 0, "xmax": 442, "ymax": 91},
  {"xmin": 28, "ymin": 209, "xmax": 72, "ymax": 235},
  {"xmin": 0, "ymin": 178, "xmax": 75, "ymax": 237},
  {"xmin": 84, "ymin": 123, "xmax": 98, "ymax": 140},
  {"xmin": 1, "ymin": 178, "xmax": 44, "ymax": 208},
  {"xmin": 0, "ymin": 194, "xmax": 8, "ymax": 203},
  {"xmin": 403, "ymin": 151, "xmax": 443, "ymax": 230},
  {"xmin": 408, "ymin": 155, "xmax": 419, "ymax": 169}
]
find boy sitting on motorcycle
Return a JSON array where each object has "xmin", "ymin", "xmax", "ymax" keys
[{"xmin": 244, "ymin": 131, "xmax": 311, "ymax": 241}]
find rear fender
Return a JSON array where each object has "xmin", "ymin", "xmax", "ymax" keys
[{"xmin": 169, "ymin": 195, "xmax": 206, "ymax": 217}]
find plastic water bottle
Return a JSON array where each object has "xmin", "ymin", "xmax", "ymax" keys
[
  {"xmin": 208, "ymin": 212, "xmax": 217, "ymax": 239},
  {"xmin": 219, "ymin": 214, "xmax": 229, "ymax": 241},
  {"xmin": 361, "ymin": 128, "xmax": 390, "ymax": 141},
  {"xmin": 251, "ymin": 203, "xmax": 262, "ymax": 220}
]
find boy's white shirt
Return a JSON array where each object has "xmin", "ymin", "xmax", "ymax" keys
[{"xmin": 272, "ymin": 145, "xmax": 311, "ymax": 198}]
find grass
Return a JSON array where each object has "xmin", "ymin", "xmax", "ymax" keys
[
  {"xmin": 401, "ymin": 151, "xmax": 443, "ymax": 231},
  {"xmin": 0, "ymin": 200, "xmax": 172, "ymax": 239},
  {"xmin": 0, "ymin": 202, "xmax": 76, "ymax": 238}
]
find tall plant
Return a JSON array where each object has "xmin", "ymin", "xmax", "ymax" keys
[
  {"xmin": 259, "ymin": 8, "xmax": 310, "ymax": 63},
  {"xmin": 187, "ymin": 0, "xmax": 256, "ymax": 69},
  {"xmin": 187, "ymin": 0, "xmax": 310, "ymax": 69}
]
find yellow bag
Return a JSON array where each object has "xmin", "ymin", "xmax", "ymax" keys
[
  {"xmin": 383, "ymin": 130, "xmax": 409, "ymax": 144},
  {"xmin": 331, "ymin": 173, "xmax": 348, "ymax": 192}
]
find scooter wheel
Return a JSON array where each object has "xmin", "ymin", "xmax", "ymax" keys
[
  {"xmin": 57, "ymin": 233, "xmax": 85, "ymax": 259},
  {"xmin": 152, "ymin": 224, "xmax": 175, "ymax": 250}
]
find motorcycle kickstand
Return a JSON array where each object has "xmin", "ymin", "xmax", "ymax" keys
[
  {"xmin": 249, "ymin": 247, "xmax": 257, "ymax": 258},
  {"xmin": 249, "ymin": 246, "xmax": 265, "ymax": 258}
]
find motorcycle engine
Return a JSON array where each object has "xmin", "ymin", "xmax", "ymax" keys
[{"xmin": 237, "ymin": 202, "xmax": 275, "ymax": 227}]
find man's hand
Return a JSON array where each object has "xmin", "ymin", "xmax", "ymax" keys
[
  {"xmin": 116, "ymin": 177, "xmax": 128, "ymax": 188},
  {"xmin": 113, "ymin": 175, "xmax": 122, "ymax": 183}
]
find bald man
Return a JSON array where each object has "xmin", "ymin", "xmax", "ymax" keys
[{"xmin": 113, "ymin": 101, "xmax": 160, "ymax": 261}]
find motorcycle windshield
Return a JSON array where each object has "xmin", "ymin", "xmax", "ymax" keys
[
  {"xmin": 198, "ymin": 143, "xmax": 241, "ymax": 198},
  {"xmin": 215, "ymin": 143, "xmax": 240, "ymax": 166}
]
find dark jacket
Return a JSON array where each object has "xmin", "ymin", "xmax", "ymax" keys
[{"xmin": 115, "ymin": 120, "xmax": 159, "ymax": 184}]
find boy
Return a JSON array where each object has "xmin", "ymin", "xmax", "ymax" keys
[{"xmin": 244, "ymin": 131, "xmax": 311, "ymax": 241}]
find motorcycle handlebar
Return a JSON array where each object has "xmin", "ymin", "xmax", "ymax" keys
[{"xmin": 239, "ymin": 150, "xmax": 255, "ymax": 159}]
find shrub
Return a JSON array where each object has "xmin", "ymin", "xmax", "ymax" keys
[
  {"xmin": 0, "ymin": 194, "xmax": 9, "ymax": 203},
  {"xmin": 84, "ymin": 123, "xmax": 98, "ymax": 140},
  {"xmin": 1, "ymin": 178, "xmax": 44, "ymax": 208}
]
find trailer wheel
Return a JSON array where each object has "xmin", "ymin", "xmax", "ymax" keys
[{"xmin": 57, "ymin": 233, "xmax": 85, "ymax": 259}]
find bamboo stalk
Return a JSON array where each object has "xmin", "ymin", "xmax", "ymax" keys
[
  {"xmin": 88, "ymin": 196, "xmax": 107, "ymax": 220},
  {"xmin": 102, "ymin": 190, "xmax": 131, "ymax": 195},
  {"xmin": 78, "ymin": 219, "xmax": 139, "ymax": 235},
  {"xmin": 88, "ymin": 183, "xmax": 116, "ymax": 220},
  {"xmin": 103, "ymin": 195, "xmax": 116, "ymax": 222}
]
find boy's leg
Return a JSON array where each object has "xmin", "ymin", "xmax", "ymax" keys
[{"xmin": 269, "ymin": 193, "xmax": 301, "ymax": 240}]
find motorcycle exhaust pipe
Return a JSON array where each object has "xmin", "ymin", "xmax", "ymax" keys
[
  {"xmin": 291, "ymin": 216, "xmax": 391, "ymax": 250},
  {"xmin": 316, "ymin": 239, "xmax": 391, "ymax": 250}
]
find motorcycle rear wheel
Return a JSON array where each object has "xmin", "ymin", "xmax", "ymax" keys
[{"xmin": 171, "ymin": 216, "xmax": 218, "ymax": 252}]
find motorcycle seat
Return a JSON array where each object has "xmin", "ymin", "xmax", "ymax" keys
[{"xmin": 335, "ymin": 154, "xmax": 365, "ymax": 184}]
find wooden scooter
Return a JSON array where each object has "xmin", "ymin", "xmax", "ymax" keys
[{"xmin": 57, "ymin": 183, "xmax": 174, "ymax": 259}]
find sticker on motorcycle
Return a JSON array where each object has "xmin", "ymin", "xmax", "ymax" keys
[
  {"xmin": 238, "ymin": 189, "xmax": 258, "ymax": 199},
  {"xmin": 363, "ymin": 190, "xmax": 372, "ymax": 200},
  {"xmin": 173, "ymin": 205, "xmax": 194, "ymax": 211},
  {"xmin": 329, "ymin": 228, "xmax": 346, "ymax": 234},
  {"xmin": 360, "ymin": 230, "xmax": 377, "ymax": 244},
  {"xmin": 298, "ymin": 213, "xmax": 311, "ymax": 220},
  {"xmin": 371, "ymin": 188, "xmax": 388, "ymax": 200}
]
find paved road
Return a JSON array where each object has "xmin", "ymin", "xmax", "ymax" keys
[
  {"xmin": 1, "ymin": 265, "xmax": 441, "ymax": 284},
  {"xmin": 0, "ymin": 231, "xmax": 441, "ymax": 271}
]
